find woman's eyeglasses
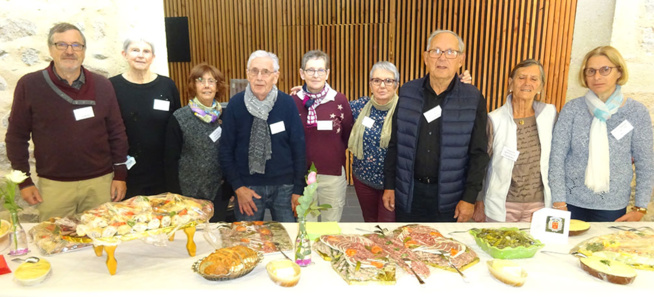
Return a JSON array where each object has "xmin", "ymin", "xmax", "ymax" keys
[
  {"xmin": 584, "ymin": 66, "xmax": 618, "ymax": 77},
  {"xmin": 370, "ymin": 78, "xmax": 397, "ymax": 86}
]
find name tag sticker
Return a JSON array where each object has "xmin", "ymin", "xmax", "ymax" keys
[
  {"xmin": 153, "ymin": 99, "xmax": 171, "ymax": 111},
  {"xmin": 209, "ymin": 126, "xmax": 222, "ymax": 142},
  {"xmin": 125, "ymin": 155, "xmax": 136, "ymax": 170},
  {"xmin": 270, "ymin": 121, "xmax": 286, "ymax": 134},
  {"xmin": 317, "ymin": 120, "xmax": 333, "ymax": 131},
  {"xmin": 362, "ymin": 116, "xmax": 375, "ymax": 128},
  {"xmin": 73, "ymin": 106, "xmax": 94, "ymax": 121},
  {"xmin": 501, "ymin": 146, "xmax": 520, "ymax": 162},
  {"xmin": 423, "ymin": 105, "xmax": 442, "ymax": 123},
  {"xmin": 611, "ymin": 120, "xmax": 634, "ymax": 141}
]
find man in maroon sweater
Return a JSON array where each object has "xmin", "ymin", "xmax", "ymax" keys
[{"xmin": 5, "ymin": 23, "xmax": 128, "ymax": 221}]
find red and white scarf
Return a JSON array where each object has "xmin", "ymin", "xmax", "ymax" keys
[{"xmin": 301, "ymin": 83, "xmax": 331, "ymax": 127}]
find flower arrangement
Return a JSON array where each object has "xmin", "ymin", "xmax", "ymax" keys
[
  {"xmin": 295, "ymin": 163, "xmax": 331, "ymax": 220},
  {"xmin": 0, "ymin": 170, "xmax": 29, "ymax": 255},
  {"xmin": 294, "ymin": 164, "xmax": 331, "ymax": 266},
  {"xmin": 1, "ymin": 170, "xmax": 28, "ymax": 213}
]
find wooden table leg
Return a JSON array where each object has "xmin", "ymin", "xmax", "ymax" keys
[
  {"xmin": 93, "ymin": 245, "xmax": 104, "ymax": 256},
  {"xmin": 183, "ymin": 226, "xmax": 196, "ymax": 257},
  {"xmin": 104, "ymin": 245, "xmax": 118, "ymax": 275}
]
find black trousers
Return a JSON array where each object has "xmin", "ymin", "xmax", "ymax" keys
[{"xmin": 395, "ymin": 180, "xmax": 456, "ymax": 222}]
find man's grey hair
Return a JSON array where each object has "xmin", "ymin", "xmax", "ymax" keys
[
  {"xmin": 301, "ymin": 50, "xmax": 330, "ymax": 69},
  {"xmin": 369, "ymin": 61, "xmax": 400, "ymax": 82},
  {"xmin": 425, "ymin": 29, "xmax": 465, "ymax": 53},
  {"xmin": 48, "ymin": 22, "xmax": 86, "ymax": 47},
  {"xmin": 247, "ymin": 50, "xmax": 280, "ymax": 72},
  {"xmin": 122, "ymin": 36, "xmax": 156, "ymax": 55}
]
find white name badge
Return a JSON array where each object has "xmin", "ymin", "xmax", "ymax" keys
[
  {"xmin": 270, "ymin": 121, "xmax": 286, "ymax": 134},
  {"xmin": 530, "ymin": 208, "xmax": 571, "ymax": 245},
  {"xmin": 362, "ymin": 116, "xmax": 375, "ymax": 128},
  {"xmin": 73, "ymin": 106, "xmax": 94, "ymax": 121},
  {"xmin": 423, "ymin": 105, "xmax": 442, "ymax": 123},
  {"xmin": 611, "ymin": 120, "xmax": 634, "ymax": 141},
  {"xmin": 500, "ymin": 146, "xmax": 520, "ymax": 162},
  {"xmin": 153, "ymin": 99, "xmax": 171, "ymax": 111},
  {"xmin": 317, "ymin": 120, "xmax": 333, "ymax": 131},
  {"xmin": 209, "ymin": 126, "xmax": 222, "ymax": 142},
  {"xmin": 125, "ymin": 155, "xmax": 136, "ymax": 170}
]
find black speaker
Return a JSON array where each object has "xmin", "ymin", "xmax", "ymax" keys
[{"xmin": 164, "ymin": 17, "xmax": 191, "ymax": 62}]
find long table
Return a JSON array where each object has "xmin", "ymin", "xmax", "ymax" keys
[{"xmin": 1, "ymin": 222, "xmax": 653, "ymax": 296}]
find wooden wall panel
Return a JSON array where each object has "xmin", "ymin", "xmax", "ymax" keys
[{"xmin": 164, "ymin": 0, "xmax": 577, "ymax": 109}]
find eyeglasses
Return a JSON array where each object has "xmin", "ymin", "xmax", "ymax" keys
[
  {"xmin": 584, "ymin": 66, "xmax": 618, "ymax": 77},
  {"xmin": 196, "ymin": 77, "xmax": 217, "ymax": 86},
  {"xmin": 247, "ymin": 68, "xmax": 276, "ymax": 78},
  {"xmin": 370, "ymin": 78, "xmax": 397, "ymax": 86},
  {"xmin": 52, "ymin": 42, "xmax": 85, "ymax": 52},
  {"xmin": 426, "ymin": 48, "xmax": 460, "ymax": 59},
  {"xmin": 303, "ymin": 68, "xmax": 327, "ymax": 77}
]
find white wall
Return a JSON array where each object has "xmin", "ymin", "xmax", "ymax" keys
[{"xmin": 0, "ymin": 0, "xmax": 169, "ymax": 173}]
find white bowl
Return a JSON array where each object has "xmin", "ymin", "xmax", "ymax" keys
[{"xmin": 0, "ymin": 219, "xmax": 10, "ymax": 252}]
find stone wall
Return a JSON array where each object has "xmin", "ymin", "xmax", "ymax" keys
[
  {"xmin": 0, "ymin": 0, "xmax": 169, "ymax": 177},
  {"xmin": 570, "ymin": 0, "xmax": 654, "ymax": 221}
]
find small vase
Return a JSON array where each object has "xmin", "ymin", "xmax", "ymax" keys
[
  {"xmin": 294, "ymin": 217, "xmax": 311, "ymax": 267},
  {"xmin": 9, "ymin": 211, "xmax": 29, "ymax": 256}
]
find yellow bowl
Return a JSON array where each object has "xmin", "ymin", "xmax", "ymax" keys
[
  {"xmin": 266, "ymin": 259, "xmax": 301, "ymax": 287},
  {"xmin": 0, "ymin": 219, "xmax": 10, "ymax": 252}
]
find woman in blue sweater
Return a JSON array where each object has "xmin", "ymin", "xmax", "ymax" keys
[{"xmin": 549, "ymin": 46, "xmax": 653, "ymax": 222}]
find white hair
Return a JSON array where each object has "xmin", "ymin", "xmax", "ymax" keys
[
  {"xmin": 369, "ymin": 61, "xmax": 400, "ymax": 81},
  {"xmin": 426, "ymin": 30, "xmax": 465, "ymax": 53},
  {"xmin": 122, "ymin": 35, "xmax": 156, "ymax": 55},
  {"xmin": 247, "ymin": 50, "xmax": 280, "ymax": 71}
]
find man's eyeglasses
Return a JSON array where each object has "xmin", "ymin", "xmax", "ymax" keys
[
  {"xmin": 584, "ymin": 66, "xmax": 618, "ymax": 77},
  {"xmin": 426, "ymin": 48, "xmax": 460, "ymax": 59},
  {"xmin": 196, "ymin": 77, "xmax": 217, "ymax": 86},
  {"xmin": 370, "ymin": 78, "xmax": 397, "ymax": 86},
  {"xmin": 247, "ymin": 68, "xmax": 276, "ymax": 78},
  {"xmin": 52, "ymin": 42, "xmax": 85, "ymax": 52},
  {"xmin": 303, "ymin": 68, "xmax": 327, "ymax": 77}
]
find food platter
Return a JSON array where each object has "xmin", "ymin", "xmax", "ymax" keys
[
  {"xmin": 571, "ymin": 227, "xmax": 654, "ymax": 270},
  {"xmin": 192, "ymin": 246, "xmax": 263, "ymax": 281},
  {"xmin": 469, "ymin": 227, "xmax": 544, "ymax": 259},
  {"xmin": 204, "ymin": 221, "xmax": 293, "ymax": 254}
]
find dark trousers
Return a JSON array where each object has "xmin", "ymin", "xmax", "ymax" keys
[
  {"xmin": 353, "ymin": 176, "xmax": 395, "ymax": 222},
  {"xmin": 396, "ymin": 180, "xmax": 456, "ymax": 222},
  {"xmin": 568, "ymin": 204, "xmax": 626, "ymax": 222}
]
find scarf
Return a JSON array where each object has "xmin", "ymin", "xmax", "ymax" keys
[
  {"xmin": 244, "ymin": 84, "xmax": 278, "ymax": 174},
  {"xmin": 301, "ymin": 83, "xmax": 331, "ymax": 127},
  {"xmin": 189, "ymin": 97, "xmax": 221, "ymax": 123},
  {"xmin": 348, "ymin": 94, "xmax": 398, "ymax": 159},
  {"xmin": 583, "ymin": 85, "xmax": 624, "ymax": 193}
]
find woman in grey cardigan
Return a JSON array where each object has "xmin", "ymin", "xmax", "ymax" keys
[
  {"xmin": 549, "ymin": 46, "xmax": 653, "ymax": 222},
  {"xmin": 165, "ymin": 63, "xmax": 228, "ymax": 222}
]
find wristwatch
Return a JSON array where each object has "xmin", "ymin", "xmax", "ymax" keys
[{"xmin": 632, "ymin": 206, "xmax": 648, "ymax": 214}]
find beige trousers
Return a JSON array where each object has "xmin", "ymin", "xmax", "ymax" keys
[
  {"xmin": 305, "ymin": 167, "xmax": 347, "ymax": 222},
  {"xmin": 36, "ymin": 173, "xmax": 113, "ymax": 221}
]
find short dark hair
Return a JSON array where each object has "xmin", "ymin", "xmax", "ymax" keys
[
  {"xmin": 48, "ymin": 22, "xmax": 86, "ymax": 46},
  {"xmin": 187, "ymin": 63, "xmax": 227, "ymax": 99}
]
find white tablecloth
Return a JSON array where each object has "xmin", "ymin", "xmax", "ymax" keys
[{"xmin": 1, "ymin": 222, "xmax": 653, "ymax": 296}]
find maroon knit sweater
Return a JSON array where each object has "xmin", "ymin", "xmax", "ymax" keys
[
  {"xmin": 293, "ymin": 90, "xmax": 353, "ymax": 176},
  {"xmin": 6, "ymin": 63, "xmax": 128, "ymax": 188}
]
